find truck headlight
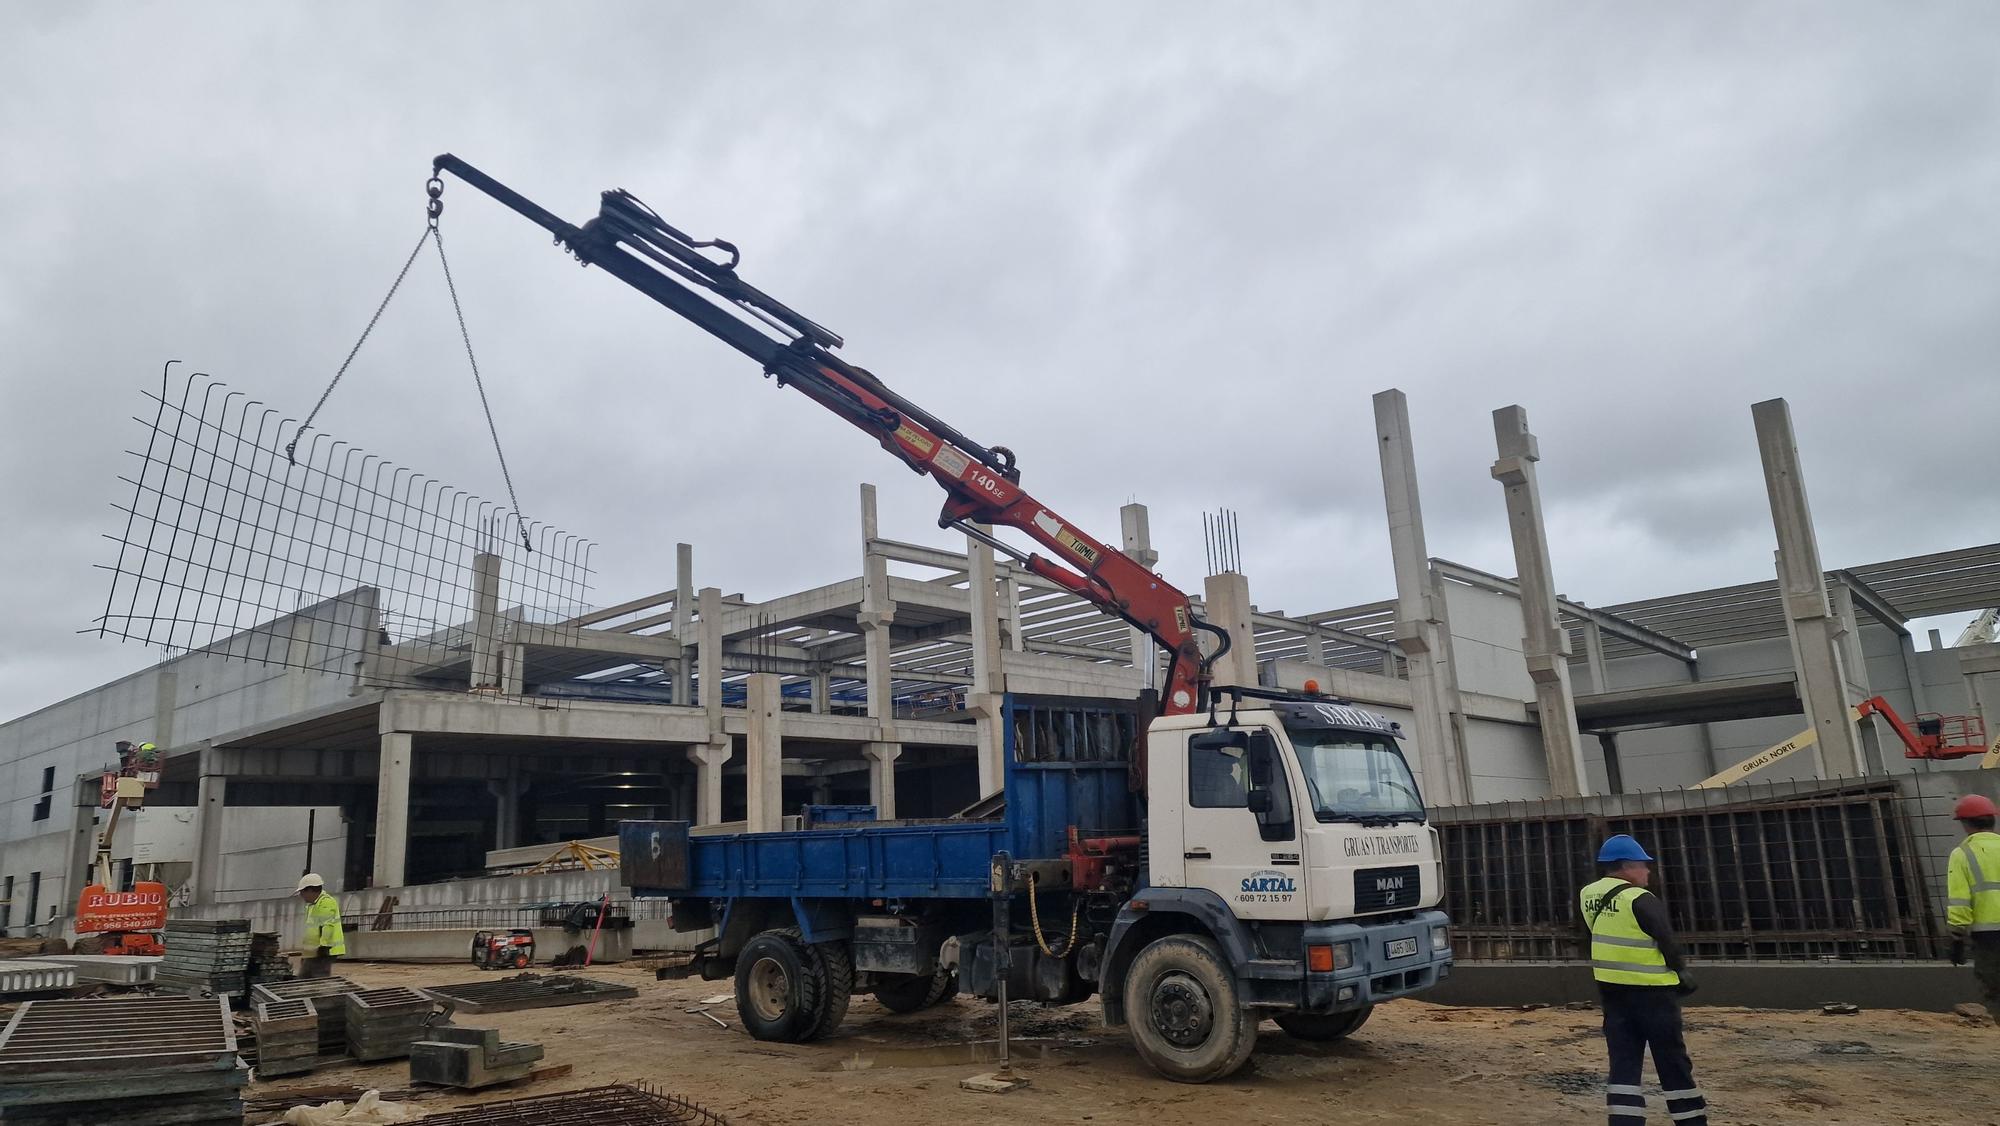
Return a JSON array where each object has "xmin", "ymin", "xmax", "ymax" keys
[
  {"xmin": 1431, "ymin": 925, "xmax": 1450, "ymax": 952},
  {"xmin": 1306, "ymin": 941, "xmax": 1355, "ymax": 973}
]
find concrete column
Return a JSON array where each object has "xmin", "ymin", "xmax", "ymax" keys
[
  {"xmin": 810, "ymin": 669, "xmax": 831, "ymax": 715},
  {"xmin": 500, "ymin": 643, "xmax": 526, "ymax": 696},
  {"xmin": 372, "ymin": 732, "xmax": 412, "ymax": 888},
  {"xmin": 469, "ymin": 552, "xmax": 503, "ymax": 691},
  {"xmin": 687, "ymin": 740, "xmax": 732, "ymax": 827},
  {"xmin": 859, "ymin": 484, "xmax": 898, "ymax": 738},
  {"xmin": 1753, "ymin": 399, "xmax": 1864, "ymax": 777},
  {"xmin": 968, "ymin": 526, "xmax": 1007, "ymax": 795},
  {"xmin": 1121, "ymin": 503, "xmax": 1161, "ymax": 687},
  {"xmin": 1002, "ymin": 578, "xmax": 1024, "ymax": 653},
  {"xmin": 864, "ymin": 742, "xmax": 901, "ymax": 820},
  {"xmin": 698, "ymin": 586, "xmax": 725, "ymax": 727},
  {"xmin": 188, "ymin": 749, "xmax": 232, "ymax": 904},
  {"xmin": 1582, "ymin": 621, "xmax": 1609, "ymax": 695},
  {"xmin": 152, "ymin": 666, "xmax": 179, "ymax": 751},
  {"xmin": 1490, "ymin": 405, "xmax": 1589, "ymax": 797},
  {"xmin": 745, "ymin": 674, "xmax": 784, "ymax": 832},
  {"xmin": 1373, "ymin": 389, "xmax": 1470, "ymax": 805},
  {"xmin": 66, "ymin": 779, "xmax": 100, "ymax": 908},
  {"xmin": 1202, "ymin": 572, "xmax": 1259, "ymax": 688},
  {"xmin": 489, "ymin": 766, "xmax": 522, "ymax": 850},
  {"xmin": 672, "ymin": 543, "xmax": 694, "ymax": 706}
]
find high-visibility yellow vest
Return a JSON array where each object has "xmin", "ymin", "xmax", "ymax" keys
[
  {"xmin": 1580, "ymin": 877, "xmax": 1679, "ymax": 987},
  {"xmin": 305, "ymin": 891, "xmax": 346, "ymax": 956},
  {"xmin": 1948, "ymin": 832, "xmax": 2000, "ymax": 934}
]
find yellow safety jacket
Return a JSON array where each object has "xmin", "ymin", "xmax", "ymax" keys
[
  {"xmin": 1581, "ymin": 877, "xmax": 1679, "ymax": 987},
  {"xmin": 304, "ymin": 891, "xmax": 347, "ymax": 956},
  {"xmin": 1947, "ymin": 831, "xmax": 2000, "ymax": 934}
]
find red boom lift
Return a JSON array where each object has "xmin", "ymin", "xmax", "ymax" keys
[{"xmin": 1854, "ymin": 696, "xmax": 1990, "ymax": 761}]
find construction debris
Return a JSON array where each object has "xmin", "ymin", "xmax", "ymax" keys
[
  {"xmin": 0, "ymin": 996, "xmax": 246, "ymax": 1124},
  {"xmin": 409, "ymin": 1026, "xmax": 546, "ymax": 1089},
  {"xmin": 420, "ymin": 973, "xmax": 637, "ymax": 1014},
  {"xmin": 279, "ymin": 1090, "xmax": 420, "ymax": 1125},
  {"xmin": 254, "ymin": 976, "xmax": 365, "ymax": 1054},
  {"xmin": 411, "ymin": 1083, "xmax": 727, "ymax": 1125},
  {"xmin": 344, "ymin": 986, "xmax": 438, "ymax": 1061},
  {"xmin": 253, "ymin": 996, "xmax": 322, "ymax": 1077},
  {"xmin": 0, "ymin": 959, "xmax": 77, "ymax": 995},
  {"xmin": 157, "ymin": 918, "xmax": 253, "ymax": 997}
]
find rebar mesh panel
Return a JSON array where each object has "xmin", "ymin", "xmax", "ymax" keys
[
  {"xmin": 92, "ymin": 364, "xmax": 593, "ymax": 698},
  {"xmin": 415, "ymin": 1083, "xmax": 726, "ymax": 1124}
]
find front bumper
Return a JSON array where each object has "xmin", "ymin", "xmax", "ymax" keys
[{"xmin": 1242, "ymin": 909, "xmax": 1453, "ymax": 1013}]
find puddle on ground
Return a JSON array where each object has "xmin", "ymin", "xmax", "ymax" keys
[{"xmin": 823, "ymin": 1037, "xmax": 1095, "ymax": 1071}]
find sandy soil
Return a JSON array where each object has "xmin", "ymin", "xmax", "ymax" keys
[{"xmin": 252, "ymin": 960, "xmax": 1999, "ymax": 1125}]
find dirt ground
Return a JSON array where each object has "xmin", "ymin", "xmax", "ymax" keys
[{"xmin": 253, "ymin": 960, "xmax": 1999, "ymax": 1125}]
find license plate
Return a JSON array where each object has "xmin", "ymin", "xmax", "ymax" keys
[{"xmin": 1386, "ymin": 937, "xmax": 1418, "ymax": 959}]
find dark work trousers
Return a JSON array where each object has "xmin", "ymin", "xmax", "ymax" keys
[
  {"xmin": 1601, "ymin": 984, "xmax": 1707, "ymax": 1124},
  {"xmin": 300, "ymin": 952, "xmax": 336, "ymax": 979},
  {"xmin": 1974, "ymin": 935, "xmax": 2000, "ymax": 1024}
]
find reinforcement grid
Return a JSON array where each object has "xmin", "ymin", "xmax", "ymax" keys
[
  {"xmin": 92, "ymin": 363, "xmax": 593, "ymax": 699},
  {"xmin": 416, "ymin": 1083, "xmax": 725, "ymax": 1124},
  {"xmin": 1431, "ymin": 770, "xmax": 1983, "ymax": 963}
]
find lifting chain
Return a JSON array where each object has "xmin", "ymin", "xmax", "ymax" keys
[
  {"xmin": 290, "ymin": 173, "xmax": 533, "ymax": 552},
  {"xmin": 1025, "ymin": 871, "xmax": 1082, "ymax": 959}
]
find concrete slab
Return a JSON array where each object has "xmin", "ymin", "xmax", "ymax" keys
[
  {"xmin": 27, "ymin": 955, "xmax": 158, "ymax": 985},
  {"xmin": 0, "ymin": 961, "xmax": 76, "ymax": 994}
]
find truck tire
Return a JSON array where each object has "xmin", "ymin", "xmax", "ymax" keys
[
  {"xmin": 805, "ymin": 938, "xmax": 854, "ymax": 1040},
  {"xmin": 1122, "ymin": 935, "xmax": 1258, "ymax": 1083},
  {"xmin": 1275, "ymin": 1004, "xmax": 1373, "ymax": 1042},
  {"xmin": 874, "ymin": 968, "xmax": 955, "ymax": 1014},
  {"xmin": 735, "ymin": 928, "xmax": 826, "ymax": 1043}
]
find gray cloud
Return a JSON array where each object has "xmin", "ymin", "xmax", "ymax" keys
[{"xmin": 4, "ymin": 2, "xmax": 1997, "ymax": 720}]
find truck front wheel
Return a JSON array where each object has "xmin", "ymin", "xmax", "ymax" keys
[
  {"xmin": 1275, "ymin": 1004, "xmax": 1373, "ymax": 1042},
  {"xmin": 735, "ymin": 928, "xmax": 825, "ymax": 1042},
  {"xmin": 1122, "ymin": 935, "xmax": 1258, "ymax": 1083}
]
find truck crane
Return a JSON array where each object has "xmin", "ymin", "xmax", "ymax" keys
[{"xmin": 432, "ymin": 156, "xmax": 1453, "ymax": 1083}]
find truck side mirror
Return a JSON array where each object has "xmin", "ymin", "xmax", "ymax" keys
[{"xmin": 1246, "ymin": 789, "xmax": 1274, "ymax": 815}]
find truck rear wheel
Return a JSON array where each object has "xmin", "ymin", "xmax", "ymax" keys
[
  {"xmin": 1122, "ymin": 935, "xmax": 1258, "ymax": 1083},
  {"xmin": 805, "ymin": 938, "xmax": 853, "ymax": 1039},
  {"xmin": 735, "ymin": 928, "xmax": 825, "ymax": 1042},
  {"xmin": 874, "ymin": 968, "xmax": 956, "ymax": 1014},
  {"xmin": 1275, "ymin": 1004, "xmax": 1373, "ymax": 1042}
]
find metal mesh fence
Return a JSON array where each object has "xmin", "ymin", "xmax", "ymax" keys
[
  {"xmin": 1432, "ymin": 769, "xmax": 1990, "ymax": 963},
  {"xmin": 92, "ymin": 363, "xmax": 593, "ymax": 699}
]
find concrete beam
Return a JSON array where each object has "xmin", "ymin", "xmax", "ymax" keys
[
  {"xmin": 1753, "ymin": 398, "xmax": 1865, "ymax": 776},
  {"xmin": 1373, "ymin": 389, "xmax": 1469, "ymax": 805},
  {"xmin": 1428, "ymin": 559, "xmax": 1694, "ymax": 663},
  {"xmin": 1830, "ymin": 569, "xmax": 1909, "ymax": 637},
  {"xmin": 1490, "ymin": 405, "xmax": 1589, "ymax": 796},
  {"xmin": 373, "ymin": 732, "xmax": 412, "ymax": 888},
  {"xmin": 377, "ymin": 691, "xmax": 711, "ymax": 744}
]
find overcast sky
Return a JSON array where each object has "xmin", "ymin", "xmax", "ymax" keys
[{"xmin": 3, "ymin": 3, "xmax": 1996, "ymax": 723}]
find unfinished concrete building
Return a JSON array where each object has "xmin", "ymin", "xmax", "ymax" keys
[{"xmin": 2, "ymin": 389, "xmax": 1994, "ymax": 949}]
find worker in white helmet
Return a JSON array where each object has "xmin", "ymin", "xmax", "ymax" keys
[{"xmin": 295, "ymin": 874, "xmax": 345, "ymax": 978}]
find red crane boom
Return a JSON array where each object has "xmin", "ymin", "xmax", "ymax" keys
[{"xmin": 430, "ymin": 156, "xmax": 1227, "ymax": 717}]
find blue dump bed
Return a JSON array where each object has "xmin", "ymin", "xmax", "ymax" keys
[{"xmin": 622, "ymin": 693, "xmax": 1140, "ymax": 902}]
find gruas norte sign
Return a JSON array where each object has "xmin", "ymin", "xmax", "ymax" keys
[{"xmin": 74, "ymin": 881, "xmax": 168, "ymax": 933}]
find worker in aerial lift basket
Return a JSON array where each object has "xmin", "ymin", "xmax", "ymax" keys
[
  {"xmin": 1581, "ymin": 835, "xmax": 1707, "ymax": 1126},
  {"xmin": 1947, "ymin": 794, "xmax": 2000, "ymax": 1024},
  {"xmin": 295, "ymin": 874, "xmax": 346, "ymax": 978}
]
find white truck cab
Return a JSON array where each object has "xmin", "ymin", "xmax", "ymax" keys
[{"xmin": 1098, "ymin": 691, "xmax": 1452, "ymax": 1081}]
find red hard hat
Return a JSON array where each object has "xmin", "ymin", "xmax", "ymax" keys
[{"xmin": 1955, "ymin": 795, "xmax": 1999, "ymax": 820}]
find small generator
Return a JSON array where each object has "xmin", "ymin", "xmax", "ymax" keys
[{"xmin": 470, "ymin": 929, "xmax": 535, "ymax": 970}]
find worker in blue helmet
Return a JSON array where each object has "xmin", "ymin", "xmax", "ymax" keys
[{"xmin": 1580, "ymin": 834, "xmax": 1706, "ymax": 1126}]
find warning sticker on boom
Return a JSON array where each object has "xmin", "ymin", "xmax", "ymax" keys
[{"xmin": 894, "ymin": 423, "xmax": 936, "ymax": 456}]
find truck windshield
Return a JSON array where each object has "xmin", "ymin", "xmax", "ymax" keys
[{"xmin": 1283, "ymin": 727, "xmax": 1425, "ymax": 824}]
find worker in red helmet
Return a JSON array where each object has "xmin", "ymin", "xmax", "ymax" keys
[{"xmin": 1948, "ymin": 794, "xmax": 2000, "ymax": 1024}]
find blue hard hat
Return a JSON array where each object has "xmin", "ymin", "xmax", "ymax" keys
[{"xmin": 1597, "ymin": 834, "xmax": 1653, "ymax": 863}]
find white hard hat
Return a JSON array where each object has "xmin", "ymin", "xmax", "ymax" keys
[{"xmin": 296, "ymin": 874, "xmax": 324, "ymax": 892}]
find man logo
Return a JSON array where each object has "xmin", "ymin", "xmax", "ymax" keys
[{"xmin": 1375, "ymin": 875, "xmax": 1406, "ymax": 892}]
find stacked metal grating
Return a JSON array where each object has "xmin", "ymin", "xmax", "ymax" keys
[
  {"xmin": 419, "ymin": 973, "xmax": 639, "ymax": 1014},
  {"xmin": 251, "ymin": 977, "xmax": 363, "ymax": 1054},
  {"xmin": 250, "ymin": 997, "xmax": 319, "ymax": 1078},
  {"xmin": 0, "ymin": 996, "xmax": 246, "ymax": 1124},
  {"xmin": 408, "ymin": 1026, "xmax": 545, "ymax": 1089},
  {"xmin": 411, "ymin": 1083, "xmax": 727, "ymax": 1125},
  {"xmin": 0, "ymin": 961, "xmax": 76, "ymax": 996},
  {"xmin": 343, "ymin": 986, "xmax": 437, "ymax": 1061},
  {"xmin": 247, "ymin": 933, "xmax": 293, "ymax": 987},
  {"xmin": 157, "ymin": 919, "xmax": 253, "ymax": 997}
]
